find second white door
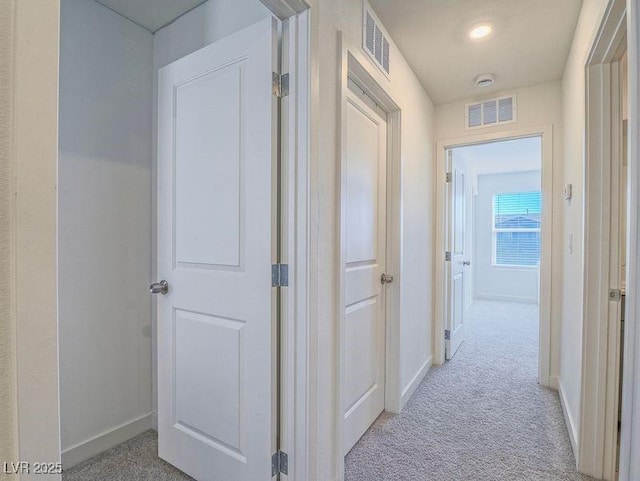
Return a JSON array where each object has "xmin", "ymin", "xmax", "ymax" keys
[
  {"xmin": 446, "ymin": 153, "xmax": 467, "ymax": 359},
  {"xmin": 343, "ymin": 85, "xmax": 388, "ymax": 454}
]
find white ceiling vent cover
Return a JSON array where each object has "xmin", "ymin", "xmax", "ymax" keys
[
  {"xmin": 465, "ymin": 95, "xmax": 516, "ymax": 129},
  {"xmin": 363, "ymin": 5, "xmax": 390, "ymax": 77}
]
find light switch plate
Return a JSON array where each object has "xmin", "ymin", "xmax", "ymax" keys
[{"xmin": 564, "ymin": 183, "xmax": 573, "ymax": 200}]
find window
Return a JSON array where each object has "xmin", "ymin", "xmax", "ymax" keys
[{"xmin": 492, "ymin": 191, "xmax": 541, "ymax": 267}]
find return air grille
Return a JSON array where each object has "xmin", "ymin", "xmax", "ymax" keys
[
  {"xmin": 466, "ymin": 95, "xmax": 516, "ymax": 129},
  {"xmin": 363, "ymin": 7, "xmax": 390, "ymax": 77}
]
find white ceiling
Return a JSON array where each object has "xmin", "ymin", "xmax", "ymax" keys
[
  {"xmin": 95, "ymin": 0, "xmax": 206, "ymax": 32},
  {"xmin": 453, "ymin": 137, "xmax": 541, "ymax": 176},
  {"xmin": 368, "ymin": 0, "xmax": 583, "ymax": 105}
]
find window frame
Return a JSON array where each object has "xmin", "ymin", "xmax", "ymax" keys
[{"xmin": 491, "ymin": 191, "xmax": 542, "ymax": 269}]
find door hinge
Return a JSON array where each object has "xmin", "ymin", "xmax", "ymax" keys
[
  {"xmin": 272, "ymin": 263, "xmax": 289, "ymax": 287},
  {"xmin": 446, "ymin": 172, "xmax": 452, "ymax": 183},
  {"xmin": 272, "ymin": 450, "xmax": 288, "ymax": 477},
  {"xmin": 609, "ymin": 288, "xmax": 622, "ymax": 302},
  {"xmin": 272, "ymin": 72, "xmax": 289, "ymax": 98},
  {"xmin": 445, "ymin": 251, "xmax": 451, "ymax": 261},
  {"xmin": 445, "ymin": 329, "xmax": 451, "ymax": 340}
]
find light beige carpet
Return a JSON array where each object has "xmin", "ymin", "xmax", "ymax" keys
[
  {"xmin": 345, "ymin": 301, "xmax": 596, "ymax": 481},
  {"xmin": 62, "ymin": 431, "xmax": 192, "ymax": 481}
]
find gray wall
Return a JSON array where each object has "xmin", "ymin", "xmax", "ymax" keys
[
  {"xmin": 58, "ymin": 0, "xmax": 153, "ymax": 459},
  {"xmin": 474, "ymin": 171, "xmax": 541, "ymax": 303}
]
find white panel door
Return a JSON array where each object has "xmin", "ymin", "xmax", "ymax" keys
[
  {"xmin": 343, "ymin": 88, "xmax": 387, "ymax": 454},
  {"xmin": 446, "ymin": 153, "xmax": 467, "ymax": 359},
  {"xmin": 156, "ymin": 18, "xmax": 277, "ymax": 481}
]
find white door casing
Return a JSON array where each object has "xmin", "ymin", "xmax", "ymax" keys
[
  {"xmin": 446, "ymin": 152, "xmax": 467, "ymax": 360},
  {"xmin": 342, "ymin": 86, "xmax": 388, "ymax": 454},
  {"xmin": 156, "ymin": 17, "xmax": 277, "ymax": 481}
]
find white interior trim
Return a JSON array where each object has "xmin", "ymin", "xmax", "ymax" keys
[
  {"xmin": 400, "ymin": 356, "xmax": 432, "ymax": 409},
  {"xmin": 280, "ymin": 8, "xmax": 311, "ymax": 481},
  {"xmin": 14, "ymin": 1, "xmax": 62, "ymax": 475},
  {"xmin": 335, "ymin": 39, "xmax": 403, "ymax": 480},
  {"xmin": 435, "ymin": 126, "xmax": 554, "ymax": 389},
  {"xmin": 580, "ymin": 0, "xmax": 626, "ymax": 478},
  {"xmin": 619, "ymin": 2, "xmax": 640, "ymax": 480},
  {"xmin": 61, "ymin": 414, "xmax": 153, "ymax": 469},
  {"xmin": 260, "ymin": 0, "xmax": 309, "ymax": 20},
  {"xmin": 559, "ymin": 378, "xmax": 579, "ymax": 456}
]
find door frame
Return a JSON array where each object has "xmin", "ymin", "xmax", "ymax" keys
[
  {"xmin": 620, "ymin": 2, "xmax": 640, "ymax": 480},
  {"xmin": 14, "ymin": 1, "xmax": 312, "ymax": 480},
  {"xmin": 277, "ymin": 5, "xmax": 312, "ymax": 481},
  {"xmin": 335, "ymin": 39, "xmax": 403, "ymax": 479},
  {"xmin": 580, "ymin": 0, "xmax": 629, "ymax": 479},
  {"xmin": 435, "ymin": 126, "xmax": 554, "ymax": 388}
]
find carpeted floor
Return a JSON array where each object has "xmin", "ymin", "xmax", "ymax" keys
[
  {"xmin": 64, "ymin": 301, "xmax": 594, "ymax": 481},
  {"xmin": 62, "ymin": 430, "xmax": 193, "ymax": 481},
  {"xmin": 345, "ymin": 300, "xmax": 595, "ymax": 481}
]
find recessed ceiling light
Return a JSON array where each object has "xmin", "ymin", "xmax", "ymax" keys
[{"xmin": 469, "ymin": 24, "xmax": 493, "ymax": 40}]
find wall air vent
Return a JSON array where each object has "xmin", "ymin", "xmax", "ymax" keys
[
  {"xmin": 363, "ymin": 4, "xmax": 390, "ymax": 78},
  {"xmin": 465, "ymin": 95, "xmax": 516, "ymax": 129}
]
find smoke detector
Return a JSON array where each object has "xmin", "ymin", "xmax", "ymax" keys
[{"xmin": 474, "ymin": 74, "xmax": 495, "ymax": 88}]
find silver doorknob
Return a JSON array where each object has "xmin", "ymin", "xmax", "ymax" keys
[
  {"xmin": 463, "ymin": 260, "xmax": 471, "ymax": 266},
  {"xmin": 381, "ymin": 273, "xmax": 394, "ymax": 285},
  {"xmin": 150, "ymin": 280, "xmax": 169, "ymax": 295}
]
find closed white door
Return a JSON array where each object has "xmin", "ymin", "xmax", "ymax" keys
[
  {"xmin": 446, "ymin": 153, "xmax": 467, "ymax": 359},
  {"xmin": 343, "ymin": 86, "xmax": 388, "ymax": 454},
  {"xmin": 156, "ymin": 18, "xmax": 277, "ymax": 481}
]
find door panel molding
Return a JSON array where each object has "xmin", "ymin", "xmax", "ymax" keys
[
  {"xmin": 342, "ymin": 87, "xmax": 388, "ymax": 454},
  {"xmin": 157, "ymin": 17, "xmax": 277, "ymax": 480}
]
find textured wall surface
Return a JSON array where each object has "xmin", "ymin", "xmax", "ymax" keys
[{"xmin": 0, "ymin": 0, "xmax": 17, "ymax": 476}]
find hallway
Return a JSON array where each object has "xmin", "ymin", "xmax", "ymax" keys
[{"xmin": 345, "ymin": 301, "xmax": 594, "ymax": 481}]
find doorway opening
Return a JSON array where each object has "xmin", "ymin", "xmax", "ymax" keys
[
  {"xmin": 445, "ymin": 137, "xmax": 543, "ymax": 368},
  {"xmin": 435, "ymin": 127, "xmax": 554, "ymax": 387}
]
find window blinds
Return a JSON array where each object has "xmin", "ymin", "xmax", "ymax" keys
[{"xmin": 493, "ymin": 192, "xmax": 542, "ymax": 266}]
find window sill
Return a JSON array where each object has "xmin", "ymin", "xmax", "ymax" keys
[{"xmin": 491, "ymin": 264, "xmax": 539, "ymax": 270}]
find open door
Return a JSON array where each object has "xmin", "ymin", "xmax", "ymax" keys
[
  {"xmin": 446, "ymin": 150, "xmax": 467, "ymax": 359},
  {"xmin": 155, "ymin": 18, "xmax": 278, "ymax": 481}
]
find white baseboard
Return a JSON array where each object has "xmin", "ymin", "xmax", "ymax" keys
[
  {"xmin": 475, "ymin": 294, "xmax": 538, "ymax": 304},
  {"xmin": 62, "ymin": 413, "xmax": 153, "ymax": 469},
  {"xmin": 558, "ymin": 378, "xmax": 578, "ymax": 458},
  {"xmin": 400, "ymin": 356, "xmax": 432, "ymax": 409},
  {"xmin": 151, "ymin": 411, "xmax": 158, "ymax": 431},
  {"xmin": 549, "ymin": 375, "xmax": 560, "ymax": 390}
]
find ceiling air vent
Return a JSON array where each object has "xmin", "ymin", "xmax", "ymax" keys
[
  {"xmin": 363, "ymin": 6, "xmax": 390, "ymax": 78},
  {"xmin": 465, "ymin": 95, "xmax": 516, "ymax": 129}
]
